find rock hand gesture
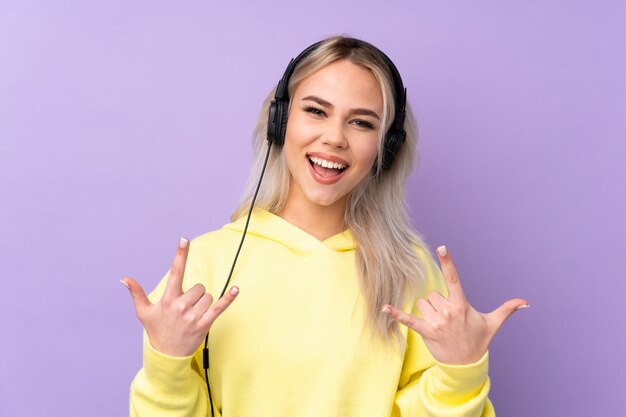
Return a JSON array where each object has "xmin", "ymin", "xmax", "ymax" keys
[
  {"xmin": 383, "ymin": 245, "xmax": 528, "ymax": 365},
  {"xmin": 121, "ymin": 238, "xmax": 239, "ymax": 357}
]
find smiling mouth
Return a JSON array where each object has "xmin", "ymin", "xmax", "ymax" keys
[{"xmin": 308, "ymin": 156, "xmax": 348, "ymax": 178}]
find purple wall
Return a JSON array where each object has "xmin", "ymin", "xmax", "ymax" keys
[{"xmin": 1, "ymin": 1, "xmax": 624, "ymax": 416}]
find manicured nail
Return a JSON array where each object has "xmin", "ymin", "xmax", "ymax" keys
[
  {"xmin": 120, "ymin": 279, "xmax": 129, "ymax": 289},
  {"xmin": 437, "ymin": 245, "xmax": 447, "ymax": 257},
  {"xmin": 179, "ymin": 237, "xmax": 189, "ymax": 249},
  {"xmin": 381, "ymin": 305, "xmax": 391, "ymax": 314},
  {"xmin": 230, "ymin": 286, "xmax": 239, "ymax": 295},
  {"xmin": 516, "ymin": 304, "xmax": 530, "ymax": 310}
]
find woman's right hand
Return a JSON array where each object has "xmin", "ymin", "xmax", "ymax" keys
[{"xmin": 121, "ymin": 237, "xmax": 239, "ymax": 357}]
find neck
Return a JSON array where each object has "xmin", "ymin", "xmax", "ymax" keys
[{"xmin": 277, "ymin": 198, "xmax": 347, "ymax": 242}]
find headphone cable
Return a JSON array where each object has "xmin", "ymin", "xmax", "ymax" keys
[{"xmin": 203, "ymin": 140, "xmax": 273, "ymax": 417}]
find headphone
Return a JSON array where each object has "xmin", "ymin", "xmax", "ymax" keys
[{"xmin": 267, "ymin": 38, "xmax": 408, "ymax": 171}]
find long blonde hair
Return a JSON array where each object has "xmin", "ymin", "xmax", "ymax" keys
[{"xmin": 232, "ymin": 36, "xmax": 428, "ymax": 343}]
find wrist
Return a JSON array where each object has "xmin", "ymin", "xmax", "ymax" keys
[
  {"xmin": 418, "ymin": 351, "xmax": 490, "ymax": 407},
  {"xmin": 433, "ymin": 350, "xmax": 490, "ymax": 391},
  {"xmin": 142, "ymin": 332, "xmax": 197, "ymax": 394}
]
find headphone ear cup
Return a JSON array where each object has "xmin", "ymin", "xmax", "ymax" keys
[
  {"xmin": 382, "ymin": 129, "xmax": 406, "ymax": 171},
  {"xmin": 267, "ymin": 99, "xmax": 289, "ymax": 146},
  {"xmin": 267, "ymin": 100, "xmax": 280, "ymax": 145},
  {"xmin": 278, "ymin": 100, "xmax": 289, "ymax": 145}
]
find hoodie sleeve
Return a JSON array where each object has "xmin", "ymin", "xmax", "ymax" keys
[
  {"xmin": 391, "ymin": 249, "xmax": 495, "ymax": 417},
  {"xmin": 129, "ymin": 332, "xmax": 216, "ymax": 417},
  {"xmin": 128, "ymin": 241, "xmax": 221, "ymax": 417}
]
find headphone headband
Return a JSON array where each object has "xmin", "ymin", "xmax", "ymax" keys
[{"xmin": 274, "ymin": 41, "xmax": 324, "ymax": 101}]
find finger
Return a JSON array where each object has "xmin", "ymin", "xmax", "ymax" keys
[
  {"xmin": 191, "ymin": 292, "xmax": 214, "ymax": 316},
  {"xmin": 163, "ymin": 237, "xmax": 190, "ymax": 300},
  {"xmin": 427, "ymin": 290, "xmax": 449, "ymax": 312},
  {"xmin": 179, "ymin": 283, "xmax": 207, "ymax": 306},
  {"xmin": 199, "ymin": 286, "xmax": 240, "ymax": 328},
  {"xmin": 487, "ymin": 298, "xmax": 530, "ymax": 332},
  {"xmin": 416, "ymin": 298, "xmax": 439, "ymax": 327},
  {"xmin": 382, "ymin": 304, "xmax": 429, "ymax": 336},
  {"xmin": 436, "ymin": 245, "xmax": 467, "ymax": 304},
  {"xmin": 121, "ymin": 277, "xmax": 151, "ymax": 318}
]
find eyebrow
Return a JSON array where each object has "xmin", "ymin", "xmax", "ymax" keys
[{"xmin": 301, "ymin": 95, "xmax": 380, "ymax": 120}]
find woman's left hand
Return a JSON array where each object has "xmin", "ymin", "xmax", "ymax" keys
[{"xmin": 383, "ymin": 245, "xmax": 528, "ymax": 365}]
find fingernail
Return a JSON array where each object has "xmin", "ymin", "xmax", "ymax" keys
[
  {"xmin": 179, "ymin": 237, "xmax": 189, "ymax": 249},
  {"xmin": 381, "ymin": 305, "xmax": 391, "ymax": 314},
  {"xmin": 516, "ymin": 304, "xmax": 530, "ymax": 310},
  {"xmin": 230, "ymin": 286, "xmax": 239, "ymax": 295},
  {"xmin": 120, "ymin": 279, "xmax": 129, "ymax": 290},
  {"xmin": 437, "ymin": 245, "xmax": 447, "ymax": 257}
]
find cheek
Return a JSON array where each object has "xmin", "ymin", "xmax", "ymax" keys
[
  {"xmin": 282, "ymin": 121, "xmax": 303, "ymax": 165},
  {"xmin": 282, "ymin": 136, "xmax": 309, "ymax": 175},
  {"xmin": 282, "ymin": 141, "xmax": 299, "ymax": 174},
  {"xmin": 284, "ymin": 114, "xmax": 315, "ymax": 151},
  {"xmin": 353, "ymin": 138, "xmax": 380, "ymax": 170}
]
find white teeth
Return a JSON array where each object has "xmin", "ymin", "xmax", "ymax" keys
[{"xmin": 309, "ymin": 156, "xmax": 347, "ymax": 170}]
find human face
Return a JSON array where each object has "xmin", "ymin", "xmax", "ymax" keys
[{"xmin": 282, "ymin": 59, "xmax": 383, "ymax": 213}]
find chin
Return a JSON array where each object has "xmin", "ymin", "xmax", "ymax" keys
[{"xmin": 306, "ymin": 190, "xmax": 346, "ymax": 208}]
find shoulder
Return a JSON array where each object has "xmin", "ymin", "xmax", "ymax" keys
[
  {"xmin": 186, "ymin": 221, "xmax": 244, "ymax": 266},
  {"xmin": 189, "ymin": 225, "xmax": 241, "ymax": 252}
]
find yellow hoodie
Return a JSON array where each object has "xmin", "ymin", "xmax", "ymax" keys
[{"xmin": 130, "ymin": 210, "xmax": 494, "ymax": 417}]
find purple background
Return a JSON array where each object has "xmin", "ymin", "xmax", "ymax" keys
[{"xmin": 1, "ymin": 1, "xmax": 625, "ymax": 416}]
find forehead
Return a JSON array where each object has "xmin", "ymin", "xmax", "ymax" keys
[{"xmin": 292, "ymin": 60, "xmax": 383, "ymax": 111}]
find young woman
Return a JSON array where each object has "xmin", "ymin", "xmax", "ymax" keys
[{"xmin": 122, "ymin": 36, "xmax": 528, "ymax": 417}]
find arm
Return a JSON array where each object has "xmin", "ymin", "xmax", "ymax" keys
[
  {"xmin": 124, "ymin": 238, "xmax": 236, "ymax": 417},
  {"xmin": 392, "ymin": 308, "xmax": 494, "ymax": 417},
  {"xmin": 129, "ymin": 333, "xmax": 214, "ymax": 417},
  {"xmin": 388, "ymin": 245, "xmax": 526, "ymax": 417}
]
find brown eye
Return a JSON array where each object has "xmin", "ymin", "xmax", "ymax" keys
[
  {"xmin": 302, "ymin": 105, "xmax": 326, "ymax": 117},
  {"xmin": 352, "ymin": 119, "xmax": 376, "ymax": 130}
]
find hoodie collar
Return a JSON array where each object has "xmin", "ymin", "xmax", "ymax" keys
[{"xmin": 223, "ymin": 209, "xmax": 356, "ymax": 254}]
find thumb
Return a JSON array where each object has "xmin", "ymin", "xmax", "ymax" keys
[
  {"xmin": 120, "ymin": 277, "xmax": 151, "ymax": 316},
  {"xmin": 487, "ymin": 298, "xmax": 529, "ymax": 332}
]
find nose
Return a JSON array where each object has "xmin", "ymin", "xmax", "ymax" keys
[{"xmin": 321, "ymin": 119, "xmax": 348, "ymax": 149}]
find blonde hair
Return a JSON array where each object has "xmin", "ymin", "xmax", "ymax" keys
[{"xmin": 232, "ymin": 36, "xmax": 428, "ymax": 343}]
